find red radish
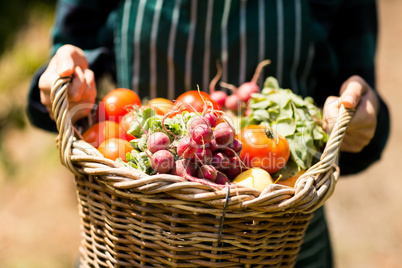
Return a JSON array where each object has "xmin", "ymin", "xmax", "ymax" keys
[
  {"xmin": 237, "ymin": 59, "xmax": 271, "ymax": 103},
  {"xmin": 236, "ymin": 83, "xmax": 259, "ymax": 103},
  {"xmin": 210, "ymin": 91, "xmax": 227, "ymax": 108},
  {"xmin": 214, "ymin": 122, "xmax": 235, "ymax": 146},
  {"xmin": 227, "ymin": 156, "xmax": 243, "ymax": 168},
  {"xmin": 209, "ymin": 61, "xmax": 227, "ymax": 108},
  {"xmin": 230, "ymin": 138, "xmax": 243, "ymax": 153},
  {"xmin": 215, "ymin": 171, "xmax": 230, "ymax": 185},
  {"xmin": 188, "ymin": 113, "xmax": 217, "ymax": 129},
  {"xmin": 177, "ymin": 138, "xmax": 197, "ymax": 159},
  {"xmin": 216, "ymin": 155, "xmax": 244, "ymax": 179},
  {"xmin": 217, "ymin": 138, "xmax": 240, "ymax": 157},
  {"xmin": 189, "ymin": 116, "xmax": 209, "ymax": 129},
  {"xmin": 171, "ymin": 159, "xmax": 198, "ymax": 177},
  {"xmin": 191, "ymin": 123, "xmax": 214, "ymax": 145},
  {"xmin": 192, "ymin": 147, "xmax": 213, "ymax": 165},
  {"xmin": 147, "ymin": 132, "xmax": 170, "ymax": 153},
  {"xmin": 208, "ymin": 139, "xmax": 218, "ymax": 152},
  {"xmin": 218, "ymin": 147, "xmax": 237, "ymax": 158},
  {"xmin": 197, "ymin": 165, "xmax": 218, "ymax": 181},
  {"xmin": 219, "ymin": 81, "xmax": 240, "ymax": 112},
  {"xmin": 223, "ymin": 165, "xmax": 243, "ymax": 180},
  {"xmin": 224, "ymin": 94, "xmax": 244, "ymax": 113},
  {"xmin": 151, "ymin": 149, "xmax": 174, "ymax": 173},
  {"xmin": 211, "ymin": 152, "xmax": 230, "ymax": 170},
  {"xmin": 171, "ymin": 159, "xmax": 221, "ymax": 187},
  {"xmin": 204, "ymin": 112, "xmax": 217, "ymax": 127}
]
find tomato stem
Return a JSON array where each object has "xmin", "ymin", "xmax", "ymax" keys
[{"xmin": 273, "ymin": 174, "xmax": 282, "ymax": 184}]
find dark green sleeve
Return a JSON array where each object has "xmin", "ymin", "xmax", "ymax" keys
[
  {"xmin": 27, "ymin": 65, "xmax": 58, "ymax": 132},
  {"xmin": 311, "ymin": 0, "xmax": 390, "ymax": 175},
  {"xmin": 330, "ymin": 0, "xmax": 390, "ymax": 175},
  {"xmin": 51, "ymin": 0, "xmax": 118, "ymax": 76}
]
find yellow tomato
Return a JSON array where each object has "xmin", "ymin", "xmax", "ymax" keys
[
  {"xmin": 233, "ymin": 168, "xmax": 274, "ymax": 191},
  {"xmin": 147, "ymin": 98, "xmax": 175, "ymax": 116},
  {"xmin": 276, "ymin": 170, "xmax": 305, "ymax": 188}
]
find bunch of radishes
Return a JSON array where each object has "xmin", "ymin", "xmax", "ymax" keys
[
  {"xmin": 209, "ymin": 59, "xmax": 271, "ymax": 114},
  {"xmin": 144, "ymin": 110, "xmax": 245, "ymax": 186}
]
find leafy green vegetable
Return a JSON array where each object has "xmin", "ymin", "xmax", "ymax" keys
[
  {"xmin": 124, "ymin": 149, "xmax": 155, "ymax": 175},
  {"xmin": 247, "ymin": 76, "xmax": 328, "ymax": 174}
]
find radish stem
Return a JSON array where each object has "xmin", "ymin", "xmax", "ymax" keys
[
  {"xmin": 219, "ymin": 81, "xmax": 238, "ymax": 93},
  {"xmin": 209, "ymin": 60, "xmax": 222, "ymax": 94},
  {"xmin": 251, "ymin": 59, "xmax": 271, "ymax": 84}
]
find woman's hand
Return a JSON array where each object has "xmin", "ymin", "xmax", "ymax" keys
[
  {"xmin": 323, "ymin": 75, "xmax": 380, "ymax": 153},
  {"xmin": 38, "ymin": 44, "xmax": 97, "ymax": 123}
]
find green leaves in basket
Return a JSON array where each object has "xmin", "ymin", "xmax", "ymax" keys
[
  {"xmin": 124, "ymin": 150, "xmax": 155, "ymax": 175},
  {"xmin": 127, "ymin": 107, "xmax": 194, "ymax": 139},
  {"xmin": 246, "ymin": 76, "xmax": 328, "ymax": 173}
]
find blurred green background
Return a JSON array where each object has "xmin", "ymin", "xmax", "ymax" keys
[
  {"xmin": 0, "ymin": 1, "xmax": 401, "ymax": 268},
  {"xmin": 0, "ymin": 0, "xmax": 55, "ymax": 175}
]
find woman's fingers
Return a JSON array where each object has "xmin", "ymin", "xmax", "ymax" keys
[
  {"xmin": 339, "ymin": 76, "xmax": 367, "ymax": 109},
  {"xmin": 55, "ymin": 44, "xmax": 88, "ymax": 77},
  {"xmin": 68, "ymin": 68, "xmax": 97, "ymax": 122},
  {"xmin": 322, "ymin": 96, "xmax": 340, "ymax": 133},
  {"xmin": 323, "ymin": 76, "xmax": 380, "ymax": 153},
  {"xmin": 38, "ymin": 44, "xmax": 96, "ymax": 123}
]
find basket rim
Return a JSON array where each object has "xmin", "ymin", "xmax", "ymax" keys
[{"xmin": 51, "ymin": 77, "xmax": 354, "ymax": 214}]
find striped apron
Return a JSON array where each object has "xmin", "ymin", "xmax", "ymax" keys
[{"xmin": 114, "ymin": 1, "xmax": 333, "ymax": 267}]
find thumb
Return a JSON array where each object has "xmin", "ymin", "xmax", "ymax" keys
[
  {"xmin": 55, "ymin": 45, "xmax": 88, "ymax": 77},
  {"xmin": 339, "ymin": 76, "xmax": 368, "ymax": 109}
]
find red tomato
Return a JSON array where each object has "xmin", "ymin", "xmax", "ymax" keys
[
  {"xmin": 175, "ymin": 91, "xmax": 220, "ymax": 113},
  {"xmin": 82, "ymin": 121, "xmax": 125, "ymax": 148},
  {"xmin": 119, "ymin": 112, "xmax": 137, "ymax": 141},
  {"xmin": 97, "ymin": 88, "xmax": 141, "ymax": 123},
  {"xmin": 237, "ymin": 125, "xmax": 290, "ymax": 174},
  {"xmin": 98, "ymin": 138, "xmax": 133, "ymax": 162}
]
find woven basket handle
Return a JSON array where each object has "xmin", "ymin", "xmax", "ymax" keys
[
  {"xmin": 284, "ymin": 103, "xmax": 355, "ymax": 214},
  {"xmin": 301, "ymin": 105, "xmax": 355, "ymax": 179},
  {"xmin": 270, "ymin": 105, "xmax": 355, "ymax": 213},
  {"xmin": 51, "ymin": 76, "xmax": 102, "ymax": 176},
  {"xmin": 50, "ymin": 77, "xmax": 74, "ymax": 171}
]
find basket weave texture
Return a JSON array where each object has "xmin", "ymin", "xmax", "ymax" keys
[{"xmin": 51, "ymin": 77, "xmax": 354, "ymax": 267}]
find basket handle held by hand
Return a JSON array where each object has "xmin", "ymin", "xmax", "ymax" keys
[
  {"xmin": 50, "ymin": 76, "xmax": 83, "ymax": 176},
  {"xmin": 299, "ymin": 105, "xmax": 355, "ymax": 183},
  {"xmin": 276, "ymin": 105, "xmax": 355, "ymax": 213}
]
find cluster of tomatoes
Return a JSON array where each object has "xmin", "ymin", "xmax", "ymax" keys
[
  {"xmin": 82, "ymin": 88, "xmax": 290, "ymax": 176},
  {"xmin": 82, "ymin": 88, "xmax": 140, "ymax": 161}
]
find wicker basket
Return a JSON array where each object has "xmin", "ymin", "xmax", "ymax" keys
[{"xmin": 51, "ymin": 77, "xmax": 354, "ymax": 267}]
